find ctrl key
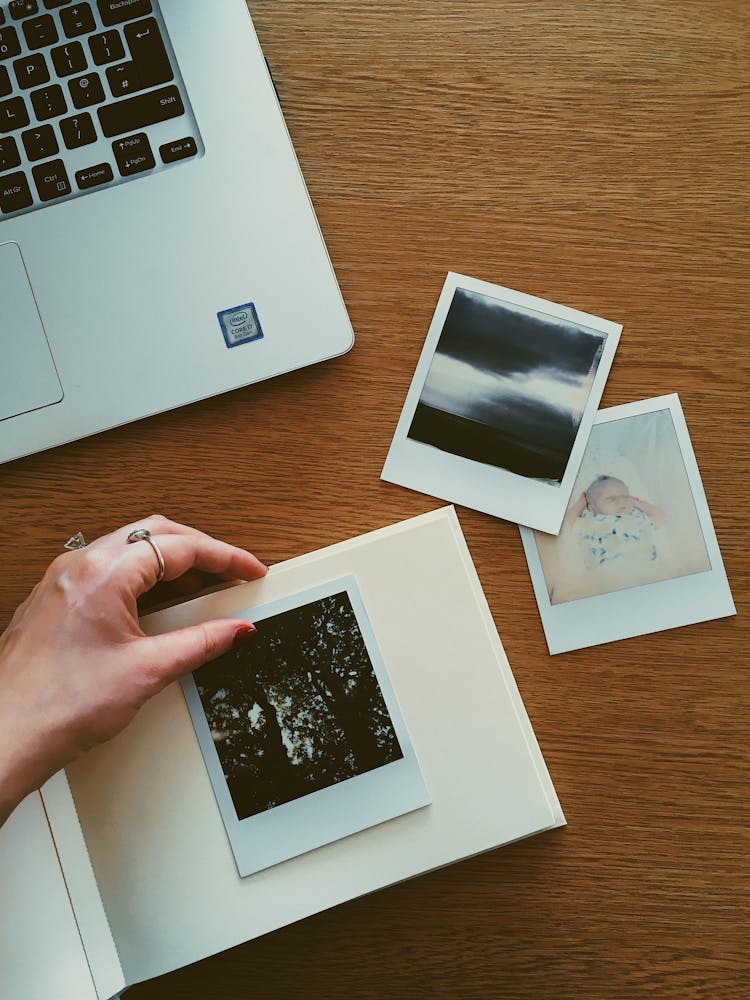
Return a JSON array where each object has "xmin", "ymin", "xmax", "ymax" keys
[
  {"xmin": 32, "ymin": 159, "xmax": 71, "ymax": 202},
  {"xmin": 0, "ymin": 170, "xmax": 33, "ymax": 213}
]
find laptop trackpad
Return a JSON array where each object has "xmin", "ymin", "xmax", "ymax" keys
[{"xmin": 0, "ymin": 242, "xmax": 63, "ymax": 422}]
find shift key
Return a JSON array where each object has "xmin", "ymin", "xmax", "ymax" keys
[{"xmin": 97, "ymin": 85, "xmax": 183, "ymax": 138}]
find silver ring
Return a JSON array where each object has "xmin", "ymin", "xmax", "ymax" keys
[
  {"xmin": 127, "ymin": 528, "xmax": 166, "ymax": 582},
  {"xmin": 64, "ymin": 532, "xmax": 88, "ymax": 551}
]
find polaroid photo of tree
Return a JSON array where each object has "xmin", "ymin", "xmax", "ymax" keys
[
  {"xmin": 519, "ymin": 395, "xmax": 736, "ymax": 654},
  {"xmin": 181, "ymin": 577, "xmax": 430, "ymax": 876},
  {"xmin": 382, "ymin": 273, "xmax": 621, "ymax": 533}
]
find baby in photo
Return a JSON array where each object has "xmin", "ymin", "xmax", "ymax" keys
[
  {"xmin": 566, "ymin": 474, "xmax": 667, "ymax": 570},
  {"xmin": 533, "ymin": 407, "xmax": 713, "ymax": 606},
  {"xmin": 520, "ymin": 397, "xmax": 735, "ymax": 653}
]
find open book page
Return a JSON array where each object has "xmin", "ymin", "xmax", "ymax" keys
[
  {"xmin": 56, "ymin": 507, "xmax": 562, "ymax": 988},
  {"xmin": 0, "ymin": 791, "xmax": 100, "ymax": 999},
  {"xmin": 41, "ymin": 771, "xmax": 125, "ymax": 999},
  {"xmin": 446, "ymin": 512, "xmax": 565, "ymax": 826}
]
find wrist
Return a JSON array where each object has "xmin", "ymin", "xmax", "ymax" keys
[
  {"xmin": 0, "ymin": 719, "xmax": 37, "ymax": 827},
  {"xmin": 0, "ymin": 684, "xmax": 57, "ymax": 827}
]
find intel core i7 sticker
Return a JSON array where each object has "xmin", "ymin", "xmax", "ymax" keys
[{"xmin": 218, "ymin": 302, "xmax": 264, "ymax": 348}]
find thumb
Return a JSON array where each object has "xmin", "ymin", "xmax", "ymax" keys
[{"xmin": 143, "ymin": 619, "xmax": 257, "ymax": 683}]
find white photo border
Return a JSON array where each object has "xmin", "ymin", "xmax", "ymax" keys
[
  {"xmin": 519, "ymin": 394, "xmax": 736, "ymax": 654},
  {"xmin": 181, "ymin": 575, "xmax": 431, "ymax": 877},
  {"xmin": 381, "ymin": 272, "xmax": 622, "ymax": 534}
]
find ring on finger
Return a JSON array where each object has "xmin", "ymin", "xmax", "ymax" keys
[
  {"xmin": 127, "ymin": 528, "xmax": 167, "ymax": 582},
  {"xmin": 63, "ymin": 531, "xmax": 88, "ymax": 551}
]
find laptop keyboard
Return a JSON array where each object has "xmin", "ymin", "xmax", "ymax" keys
[{"xmin": 0, "ymin": 0, "xmax": 203, "ymax": 219}]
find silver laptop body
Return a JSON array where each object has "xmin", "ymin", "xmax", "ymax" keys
[{"xmin": 0, "ymin": 0, "xmax": 353, "ymax": 464}]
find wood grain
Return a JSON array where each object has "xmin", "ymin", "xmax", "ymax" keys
[{"xmin": 2, "ymin": 2, "xmax": 748, "ymax": 997}]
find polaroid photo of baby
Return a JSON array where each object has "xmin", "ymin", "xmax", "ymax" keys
[
  {"xmin": 381, "ymin": 273, "xmax": 622, "ymax": 533},
  {"xmin": 520, "ymin": 394, "xmax": 736, "ymax": 654},
  {"xmin": 181, "ymin": 576, "xmax": 430, "ymax": 877}
]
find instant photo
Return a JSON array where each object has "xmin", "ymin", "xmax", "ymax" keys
[
  {"xmin": 181, "ymin": 576, "xmax": 430, "ymax": 876},
  {"xmin": 382, "ymin": 273, "xmax": 621, "ymax": 533},
  {"xmin": 520, "ymin": 395, "xmax": 736, "ymax": 653}
]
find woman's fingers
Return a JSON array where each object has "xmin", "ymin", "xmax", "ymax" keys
[
  {"xmin": 76, "ymin": 517, "xmax": 268, "ymax": 598},
  {"xmin": 86, "ymin": 514, "xmax": 197, "ymax": 550},
  {"xmin": 142, "ymin": 618, "xmax": 257, "ymax": 684},
  {"xmin": 124, "ymin": 530, "xmax": 267, "ymax": 596}
]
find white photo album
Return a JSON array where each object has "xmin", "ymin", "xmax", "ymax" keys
[
  {"xmin": 382, "ymin": 272, "xmax": 622, "ymax": 533},
  {"xmin": 181, "ymin": 576, "xmax": 430, "ymax": 877},
  {"xmin": 519, "ymin": 395, "xmax": 736, "ymax": 654}
]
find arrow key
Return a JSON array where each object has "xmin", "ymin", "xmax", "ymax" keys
[{"xmin": 113, "ymin": 130, "xmax": 154, "ymax": 176}]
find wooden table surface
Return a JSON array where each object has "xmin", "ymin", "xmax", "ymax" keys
[{"xmin": 2, "ymin": 2, "xmax": 748, "ymax": 997}]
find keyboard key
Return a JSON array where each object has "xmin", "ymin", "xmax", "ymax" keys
[
  {"xmin": 76, "ymin": 160, "xmax": 112, "ymax": 188},
  {"xmin": 105, "ymin": 19, "xmax": 172, "ymax": 99},
  {"xmin": 68, "ymin": 71, "xmax": 104, "ymax": 108},
  {"xmin": 98, "ymin": 83, "xmax": 182, "ymax": 137},
  {"xmin": 23, "ymin": 13, "xmax": 58, "ymax": 48},
  {"xmin": 30, "ymin": 83, "xmax": 66, "ymax": 119},
  {"xmin": 124, "ymin": 17, "xmax": 171, "ymax": 86},
  {"xmin": 32, "ymin": 157, "xmax": 71, "ymax": 200},
  {"xmin": 112, "ymin": 130, "xmax": 153, "ymax": 175},
  {"xmin": 13, "ymin": 53, "xmax": 50, "ymax": 89},
  {"xmin": 0, "ymin": 10, "xmax": 4, "ymax": 26},
  {"xmin": 61, "ymin": 3, "xmax": 95, "ymax": 38},
  {"xmin": 0, "ymin": 27, "xmax": 22, "ymax": 59},
  {"xmin": 0, "ymin": 65, "xmax": 11, "ymax": 97},
  {"xmin": 9, "ymin": 1, "xmax": 39, "ymax": 20},
  {"xmin": 44, "ymin": 0, "xmax": 74, "ymax": 8},
  {"xmin": 51, "ymin": 41, "xmax": 87, "ymax": 76},
  {"xmin": 106, "ymin": 61, "xmax": 140, "ymax": 97},
  {"xmin": 89, "ymin": 28, "xmax": 123, "ymax": 65},
  {"xmin": 0, "ymin": 170, "xmax": 33, "ymax": 212},
  {"xmin": 0, "ymin": 135, "xmax": 21, "ymax": 170},
  {"xmin": 22, "ymin": 122, "xmax": 58, "ymax": 160},
  {"xmin": 97, "ymin": 0, "xmax": 151, "ymax": 28},
  {"xmin": 0, "ymin": 95, "xmax": 29, "ymax": 132},
  {"xmin": 160, "ymin": 135, "xmax": 196, "ymax": 164},
  {"xmin": 60, "ymin": 109, "xmax": 95, "ymax": 146}
]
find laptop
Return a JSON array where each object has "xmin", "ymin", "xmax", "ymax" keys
[{"xmin": 0, "ymin": 0, "xmax": 354, "ymax": 465}]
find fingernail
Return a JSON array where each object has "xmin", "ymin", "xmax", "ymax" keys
[{"xmin": 233, "ymin": 624, "xmax": 258, "ymax": 649}]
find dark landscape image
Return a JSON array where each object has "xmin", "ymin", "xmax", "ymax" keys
[
  {"xmin": 409, "ymin": 288, "xmax": 606, "ymax": 483},
  {"xmin": 194, "ymin": 592, "xmax": 402, "ymax": 820}
]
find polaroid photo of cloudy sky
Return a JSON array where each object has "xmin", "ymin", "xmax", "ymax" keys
[
  {"xmin": 408, "ymin": 287, "xmax": 606, "ymax": 484},
  {"xmin": 382, "ymin": 274, "xmax": 622, "ymax": 533}
]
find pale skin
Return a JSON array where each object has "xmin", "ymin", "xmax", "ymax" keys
[
  {"xmin": 0, "ymin": 515, "xmax": 267, "ymax": 828},
  {"xmin": 564, "ymin": 481, "xmax": 667, "ymax": 528}
]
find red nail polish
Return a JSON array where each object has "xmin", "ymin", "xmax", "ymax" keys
[{"xmin": 233, "ymin": 624, "xmax": 258, "ymax": 650}]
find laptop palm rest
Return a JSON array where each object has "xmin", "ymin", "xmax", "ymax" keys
[{"xmin": 0, "ymin": 242, "xmax": 63, "ymax": 423}]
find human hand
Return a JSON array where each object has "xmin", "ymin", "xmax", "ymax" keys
[
  {"xmin": 0, "ymin": 515, "xmax": 267, "ymax": 826},
  {"xmin": 629, "ymin": 496, "xmax": 667, "ymax": 525},
  {"xmin": 568, "ymin": 491, "xmax": 588, "ymax": 520}
]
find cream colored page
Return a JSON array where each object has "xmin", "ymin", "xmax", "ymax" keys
[
  {"xmin": 0, "ymin": 792, "xmax": 97, "ymax": 1000},
  {"xmin": 40, "ymin": 771, "xmax": 125, "ymax": 1000},
  {"xmin": 66, "ymin": 508, "xmax": 557, "ymax": 987},
  {"xmin": 447, "ymin": 514, "xmax": 565, "ymax": 826}
]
